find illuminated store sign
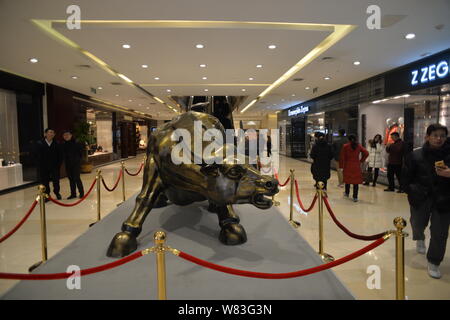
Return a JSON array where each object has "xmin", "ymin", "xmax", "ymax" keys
[
  {"xmin": 288, "ymin": 106, "xmax": 309, "ymax": 116},
  {"xmin": 411, "ymin": 59, "xmax": 449, "ymax": 85}
]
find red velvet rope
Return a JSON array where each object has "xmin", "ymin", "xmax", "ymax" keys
[
  {"xmin": 0, "ymin": 250, "xmax": 144, "ymax": 280},
  {"xmin": 48, "ymin": 178, "xmax": 97, "ymax": 207},
  {"xmin": 124, "ymin": 162, "xmax": 144, "ymax": 176},
  {"xmin": 274, "ymin": 173, "xmax": 290, "ymax": 187},
  {"xmin": 294, "ymin": 179, "xmax": 318, "ymax": 212},
  {"xmin": 178, "ymin": 237, "xmax": 386, "ymax": 279},
  {"xmin": 323, "ymin": 196, "xmax": 387, "ymax": 241},
  {"xmin": 101, "ymin": 169, "xmax": 123, "ymax": 192},
  {"xmin": 0, "ymin": 200, "xmax": 38, "ymax": 244}
]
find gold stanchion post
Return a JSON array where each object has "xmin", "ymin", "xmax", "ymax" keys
[
  {"xmin": 317, "ymin": 181, "xmax": 334, "ymax": 263},
  {"xmin": 121, "ymin": 161, "xmax": 126, "ymax": 202},
  {"xmin": 29, "ymin": 185, "xmax": 48, "ymax": 272},
  {"xmin": 271, "ymin": 166, "xmax": 280, "ymax": 207},
  {"xmin": 96, "ymin": 169, "xmax": 102, "ymax": 221},
  {"xmin": 288, "ymin": 169, "xmax": 301, "ymax": 228},
  {"xmin": 154, "ymin": 231, "xmax": 167, "ymax": 300},
  {"xmin": 393, "ymin": 217, "xmax": 408, "ymax": 300}
]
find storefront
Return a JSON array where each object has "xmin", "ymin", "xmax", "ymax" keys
[{"xmin": 0, "ymin": 70, "xmax": 45, "ymax": 192}]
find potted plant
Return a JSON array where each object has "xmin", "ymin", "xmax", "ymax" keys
[{"xmin": 73, "ymin": 121, "xmax": 95, "ymax": 173}]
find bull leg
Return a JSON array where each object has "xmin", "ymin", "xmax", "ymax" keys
[
  {"xmin": 107, "ymin": 156, "xmax": 163, "ymax": 257},
  {"xmin": 214, "ymin": 204, "xmax": 247, "ymax": 245}
]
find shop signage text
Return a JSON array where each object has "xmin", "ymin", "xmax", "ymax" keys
[
  {"xmin": 411, "ymin": 59, "xmax": 449, "ymax": 86},
  {"xmin": 288, "ymin": 106, "xmax": 309, "ymax": 117}
]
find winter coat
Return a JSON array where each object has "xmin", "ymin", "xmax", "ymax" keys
[
  {"xmin": 310, "ymin": 139, "xmax": 334, "ymax": 182},
  {"xmin": 386, "ymin": 139, "xmax": 405, "ymax": 165},
  {"xmin": 402, "ymin": 138, "xmax": 450, "ymax": 213},
  {"xmin": 366, "ymin": 143, "xmax": 383, "ymax": 168},
  {"xmin": 332, "ymin": 136, "xmax": 346, "ymax": 161},
  {"xmin": 35, "ymin": 139, "xmax": 63, "ymax": 171},
  {"xmin": 63, "ymin": 139, "xmax": 84, "ymax": 167},
  {"xmin": 339, "ymin": 143, "xmax": 369, "ymax": 184}
]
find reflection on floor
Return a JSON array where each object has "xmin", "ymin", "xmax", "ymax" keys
[{"xmin": 0, "ymin": 154, "xmax": 449, "ymax": 299}]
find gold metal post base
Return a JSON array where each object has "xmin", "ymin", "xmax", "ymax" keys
[
  {"xmin": 318, "ymin": 252, "xmax": 335, "ymax": 263},
  {"xmin": 28, "ymin": 261, "xmax": 44, "ymax": 273},
  {"xmin": 116, "ymin": 201, "xmax": 124, "ymax": 207},
  {"xmin": 89, "ymin": 221, "xmax": 97, "ymax": 228},
  {"xmin": 289, "ymin": 219, "xmax": 301, "ymax": 228}
]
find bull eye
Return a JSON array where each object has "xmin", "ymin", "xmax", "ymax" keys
[
  {"xmin": 228, "ymin": 166, "xmax": 244, "ymax": 179},
  {"xmin": 265, "ymin": 181, "xmax": 273, "ymax": 189}
]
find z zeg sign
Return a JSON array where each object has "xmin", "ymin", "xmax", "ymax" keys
[{"xmin": 385, "ymin": 48, "xmax": 450, "ymax": 97}]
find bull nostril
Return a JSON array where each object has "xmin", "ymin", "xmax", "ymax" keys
[{"xmin": 265, "ymin": 181, "xmax": 274, "ymax": 189}]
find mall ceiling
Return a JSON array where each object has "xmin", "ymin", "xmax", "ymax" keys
[{"xmin": 0, "ymin": 0, "xmax": 449, "ymax": 120}]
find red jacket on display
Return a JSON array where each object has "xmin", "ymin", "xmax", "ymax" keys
[
  {"xmin": 383, "ymin": 125, "xmax": 399, "ymax": 145},
  {"xmin": 339, "ymin": 143, "xmax": 369, "ymax": 184}
]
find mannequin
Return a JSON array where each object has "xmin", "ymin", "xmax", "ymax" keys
[
  {"xmin": 398, "ymin": 116, "xmax": 404, "ymax": 139},
  {"xmin": 383, "ymin": 118, "xmax": 399, "ymax": 145}
]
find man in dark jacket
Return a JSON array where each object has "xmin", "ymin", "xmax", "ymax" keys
[
  {"xmin": 310, "ymin": 132, "xmax": 334, "ymax": 190},
  {"xmin": 403, "ymin": 124, "xmax": 450, "ymax": 279},
  {"xmin": 385, "ymin": 132, "xmax": 405, "ymax": 192},
  {"xmin": 35, "ymin": 128, "xmax": 63, "ymax": 199},
  {"xmin": 63, "ymin": 130, "xmax": 85, "ymax": 199}
]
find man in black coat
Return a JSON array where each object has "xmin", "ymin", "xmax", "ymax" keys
[
  {"xmin": 63, "ymin": 130, "xmax": 85, "ymax": 199},
  {"xmin": 403, "ymin": 124, "xmax": 450, "ymax": 279},
  {"xmin": 310, "ymin": 132, "xmax": 334, "ymax": 190},
  {"xmin": 35, "ymin": 128, "xmax": 63, "ymax": 199}
]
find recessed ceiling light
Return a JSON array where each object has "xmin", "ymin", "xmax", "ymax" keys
[
  {"xmin": 166, "ymin": 89, "xmax": 171, "ymax": 92},
  {"xmin": 281, "ymin": 99, "xmax": 285, "ymax": 102},
  {"xmin": 29, "ymin": 58, "xmax": 38, "ymax": 63},
  {"xmin": 71, "ymin": 76, "xmax": 78, "ymax": 79},
  {"xmin": 128, "ymin": 99, "xmax": 133, "ymax": 102},
  {"xmin": 353, "ymin": 61, "xmax": 361, "ymax": 65},
  {"xmin": 122, "ymin": 44, "xmax": 131, "ymax": 49},
  {"xmin": 256, "ymin": 64, "xmax": 263, "ymax": 68},
  {"xmin": 324, "ymin": 77, "xmax": 331, "ymax": 80},
  {"xmin": 405, "ymin": 33, "xmax": 415, "ymax": 40},
  {"xmin": 196, "ymin": 44, "xmax": 204, "ymax": 49},
  {"xmin": 141, "ymin": 64, "xmax": 148, "ymax": 68},
  {"xmin": 200, "ymin": 64, "xmax": 207, "ymax": 68},
  {"xmin": 305, "ymin": 87, "xmax": 310, "ymax": 90},
  {"xmin": 97, "ymin": 86, "xmax": 103, "ymax": 90},
  {"xmin": 204, "ymin": 89, "xmax": 209, "ymax": 92},
  {"xmin": 202, "ymin": 77, "xmax": 207, "ymax": 80},
  {"xmin": 292, "ymin": 94, "xmax": 295, "ymax": 96},
  {"xmin": 249, "ymin": 77, "xmax": 254, "ymax": 81},
  {"xmin": 115, "ymin": 94, "xmax": 119, "ymax": 97},
  {"xmin": 154, "ymin": 77, "xmax": 160, "ymax": 80},
  {"xmin": 268, "ymin": 45, "xmax": 277, "ymax": 49},
  {"xmin": 242, "ymin": 89, "xmax": 246, "ymax": 92}
]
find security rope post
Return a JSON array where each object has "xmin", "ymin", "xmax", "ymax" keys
[
  {"xmin": 96, "ymin": 169, "xmax": 102, "ymax": 222},
  {"xmin": 121, "ymin": 161, "xmax": 126, "ymax": 202},
  {"xmin": 271, "ymin": 166, "xmax": 280, "ymax": 207},
  {"xmin": 393, "ymin": 217, "xmax": 408, "ymax": 300},
  {"xmin": 317, "ymin": 181, "xmax": 334, "ymax": 263},
  {"xmin": 154, "ymin": 231, "xmax": 167, "ymax": 300},
  {"xmin": 288, "ymin": 170, "xmax": 301, "ymax": 228},
  {"xmin": 29, "ymin": 185, "xmax": 48, "ymax": 272}
]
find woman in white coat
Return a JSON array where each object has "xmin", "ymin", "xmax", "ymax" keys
[{"xmin": 364, "ymin": 134, "xmax": 383, "ymax": 186}]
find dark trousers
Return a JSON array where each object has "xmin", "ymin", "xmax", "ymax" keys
[
  {"xmin": 410, "ymin": 199, "xmax": 450, "ymax": 266},
  {"xmin": 66, "ymin": 163, "xmax": 84, "ymax": 196},
  {"xmin": 345, "ymin": 184, "xmax": 359, "ymax": 198},
  {"xmin": 367, "ymin": 167, "xmax": 379, "ymax": 184},
  {"xmin": 40, "ymin": 167, "xmax": 60, "ymax": 196},
  {"xmin": 387, "ymin": 164, "xmax": 402, "ymax": 190}
]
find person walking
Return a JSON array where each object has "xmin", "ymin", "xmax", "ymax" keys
[
  {"xmin": 363, "ymin": 134, "xmax": 383, "ymax": 186},
  {"xmin": 310, "ymin": 132, "xmax": 334, "ymax": 190},
  {"xmin": 332, "ymin": 129, "xmax": 346, "ymax": 187},
  {"xmin": 266, "ymin": 132, "xmax": 272, "ymax": 157},
  {"xmin": 403, "ymin": 123, "xmax": 450, "ymax": 279},
  {"xmin": 62, "ymin": 130, "xmax": 85, "ymax": 199},
  {"xmin": 35, "ymin": 128, "xmax": 63, "ymax": 200},
  {"xmin": 339, "ymin": 134, "xmax": 369, "ymax": 202},
  {"xmin": 384, "ymin": 132, "xmax": 405, "ymax": 192}
]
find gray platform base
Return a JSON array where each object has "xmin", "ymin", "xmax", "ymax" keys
[{"xmin": 2, "ymin": 194, "xmax": 354, "ymax": 300}]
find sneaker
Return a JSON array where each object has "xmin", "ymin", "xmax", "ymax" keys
[
  {"xmin": 353, "ymin": 198, "xmax": 358, "ymax": 202},
  {"xmin": 427, "ymin": 262, "xmax": 442, "ymax": 279},
  {"xmin": 416, "ymin": 240, "xmax": 426, "ymax": 254},
  {"xmin": 67, "ymin": 195, "xmax": 77, "ymax": 200},
  {"xmin": 384, "ymin": 188, "xmax": 395, "ymax": 192},
  {"xmin": 343, "ymin": 192, "xmax": 349, "ymax": 198}
]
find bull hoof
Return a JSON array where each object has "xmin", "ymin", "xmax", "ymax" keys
[
  {"xmin": 106, "ymin": 231, "xmax": 138, "ymax": 257},
  {"xmin": 219, "ymin": 223, "xmax": 247, "ymax": 245}
]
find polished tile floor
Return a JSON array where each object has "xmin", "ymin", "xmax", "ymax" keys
[{"xmin": 0, "ymin": 154, "xmax": 449, "ymax": 299}]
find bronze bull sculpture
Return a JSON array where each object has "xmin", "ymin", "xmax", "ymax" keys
[{"xmin": 107, "ymin": 111, "xmax": 278, "ymax": 257}]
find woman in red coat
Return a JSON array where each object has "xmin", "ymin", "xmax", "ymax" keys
[{"xmin": 339, "ymin": 134, "xmax": 369, "ymax": 202}]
